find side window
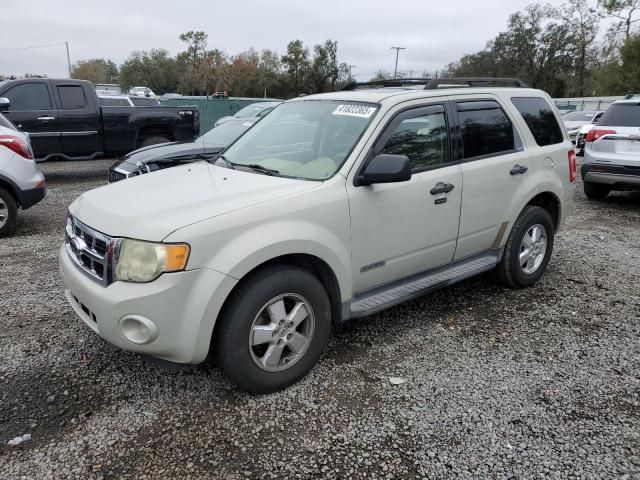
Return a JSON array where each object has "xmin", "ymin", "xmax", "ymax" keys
[
  {"xmin": 4, "ymin": 83, "xmax": 52, "ymax": 110},
  {"xmin": 511, "ymin": 97, "xmax": 564, "ymax": 146},
  {"xmin": 458, "ymin": 101, "xmax": 515, "ymax": 159},
  {"xmin": 58, "ymin": 85, "xmax": 87, "ymax": 110},
  {"xmin": 381, "ymin": 109, "xmax": 450, "ymax": 171}
]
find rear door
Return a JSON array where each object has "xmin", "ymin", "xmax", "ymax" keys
[
  {"xmin": 0, "ymin": 81, "xmax": 60, "ymax": 159},
  {"xmin": 452, "ymin": 97, "xmax": 532, "ymax": 259},
  {"xmin": 53, "ymin": 82, "xmax": 102, "ymax": 158}
]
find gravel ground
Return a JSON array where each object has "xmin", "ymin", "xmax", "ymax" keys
[{"xmin": 1, "ymin": 159, "xmax": 639, "ymax": 479}]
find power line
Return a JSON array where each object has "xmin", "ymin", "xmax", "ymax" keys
[{"xmin": 0, "ymin": 42, "xmax": 67, "ymax": 53}]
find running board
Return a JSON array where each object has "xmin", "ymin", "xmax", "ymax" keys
[{"xmin": 348, "ymin": 250, "xmax": 501, "ymax": 319}]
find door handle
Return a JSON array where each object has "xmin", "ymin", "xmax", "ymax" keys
[
  {"xmin": 510, "ymin": 164, "xmax": 528, "ymax": 175},
  {"xmin": 37, "ymin": 116, "xmax": 55, "ymax": 121},
  {"xmin": 430, "ymin": 182, "xmax": 455, "ymax": 195}
]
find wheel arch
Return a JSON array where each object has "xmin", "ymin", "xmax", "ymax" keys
[
  {"xmin": 0, "ymin": 174, "xmax": 20, "ymax": 207},
  {"xmin": 526, "ymin": 191, "xmax": 561, "ymax": 232}
]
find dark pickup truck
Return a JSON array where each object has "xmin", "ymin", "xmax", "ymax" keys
[{"xmin": 0, "ymin": 78, "xmax": 199, "ymax": 160}]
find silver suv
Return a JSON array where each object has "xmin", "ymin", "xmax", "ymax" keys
[
  {"xmin": 582, "ymin": 99, "xmax": 640, "ymax": 200},
  {"xmin": 0, "ymin": 98, "xmax": 46, "ymax": 236},
  {"xmin": 59, "ymin": 78, "xmax": 575, "ymax": 393}
]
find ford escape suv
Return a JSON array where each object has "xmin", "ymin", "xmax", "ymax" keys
[
  {"xmin": 582, "ymin": 99, "xmax": 640, "ymax": 200},
  {"xmin": 59, "ymin": 77, "xmax": 575, "ymax": 393}
]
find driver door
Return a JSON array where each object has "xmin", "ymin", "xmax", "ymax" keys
[{"xmin": 347, "ymin": 103, "xmax": 462, "ymax": 293}]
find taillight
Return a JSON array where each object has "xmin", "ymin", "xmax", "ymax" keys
[
  {"xmin": 585, "ymin": 128, "xmax": 616, "ymax": 142},
  {"xmin": 568, "ymin": 149, "xmax": 576, "ymax": 183},
  {"xmin": 0, "ymin": 135, "xmax": 33, "ymax": 159}
]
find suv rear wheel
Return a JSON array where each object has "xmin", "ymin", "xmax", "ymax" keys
[
  {"xmin": 497, "ymin": 206, "xmax": 555, "ymax": 289},
  {"xmin": 0, "ymin": 187, "xmax": 17, "ymax": 237},
  {"xmin": 584, "ymin": 181, "xmax": 611, "ymax": 200},
  {"xmin": 215, "ymin": 265, "xmax": 331, "ymax": 394}
]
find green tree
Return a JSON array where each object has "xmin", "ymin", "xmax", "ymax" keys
[
  {"xmin": 282, "ymin": 40, "xmax": 309, "ymax": 95},
  {"xmin": 599, "ymin": 0, "xmax": 640, "ymax": 39},
  {"xmin": 119, "ymin": 49, "xmax": 178, "ymax": 94},
  {"xmin": 561, "ymin": 0, "xmax": 600, "ymax": 96},
  {"xmin": 71, "ymin": 58, "xmax": 119, "ymax": 84},
  {"xmin": 308, "ymin": 40, "xmax": 339, "ymax": 93}
]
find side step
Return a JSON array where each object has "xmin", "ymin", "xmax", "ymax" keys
[{"xmin": 348, "ymin": 250, "xmax": 501, "ymax": 318}]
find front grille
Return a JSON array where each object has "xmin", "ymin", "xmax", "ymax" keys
[
  {"xmin": 65, "ymin": 216, "xmax": 114, "ymax": 286},
  {"xmin": 109, "ymin": 169, "xmax": 127, "ymax": 183}
]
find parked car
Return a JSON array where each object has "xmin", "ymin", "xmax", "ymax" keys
[
  {"xmin": 0, "ymin": 98, "xmax": 46, "ymax": 236},
  {"xmin": 108, "ymin": 117, "xmax": 259, "ymax": 182},
  {"xmin": 129, "ymin": 96, "xmax": 161, "ymax": 107},
  {"xmin": 214, "ymin": 101, "xmax": 281, "ymax": 127},
  {"xmin": 582, "ymin": 99, "xmax": 640, "ymax": 200},
  {"xmin": 563, "ymin": 110, "xmax": 603, "ymax": 144},
  {"xmin": 0, "ymin": 79, "xmax": 199, "ymax": 160},
  {"xmin": 59, "ymin": 77, "xmax": 575, "ymax": 394},
  {"xmin": 574, "ymin": 111, "xmax": 605, "ymax": 156},
  {"xmin": 129, "ymin": 86, "xmax": 156, "ymax": 98}
]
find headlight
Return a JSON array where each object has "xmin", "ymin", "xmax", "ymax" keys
[{"xmin": 114, "ymin": 239, "xmax": 190, "ymax": 283}]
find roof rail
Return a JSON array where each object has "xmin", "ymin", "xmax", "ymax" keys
[
  {"xmin": 341, "ymin": 78, "xmax": 433, "ymax": 91},
  {"xmin": 424, "ymin": 77, "xmax": 528, "ymax": 89}
]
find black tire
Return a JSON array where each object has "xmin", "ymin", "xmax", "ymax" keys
[
  {"xmin": 584, "ymin": 181, "xmax": 611, "ymax": 200},
  {"xmin": 215, "ymin": 265, "xmax": 331, "ymax": 394},
  {"xmin": 497, "ymin": 206, "xmax": 555, "ymax": 289},
  {"xmin": 0, "ymin": 187, "xmax": 18, "ymax": 238},
  {"xmin": 139, "ymin": 136, "xmax": 170, "ymax": 148}
]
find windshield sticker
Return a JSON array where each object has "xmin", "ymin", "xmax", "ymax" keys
[{"xmin": 333, "ymin": 104, "xmax": 376, "ymax": 118}]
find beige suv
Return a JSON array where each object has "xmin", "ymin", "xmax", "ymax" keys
[{"xmin": 59, "ymin": 77, "xmax": 575, "ymax": 393}]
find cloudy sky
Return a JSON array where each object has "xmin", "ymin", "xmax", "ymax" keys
[{"xmin": 2, "ymin": 0, "xmax": 574, "ymax": 80}]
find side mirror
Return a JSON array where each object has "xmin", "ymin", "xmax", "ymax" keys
[
  {"xmin": 0, "ymin": 97, "xmax": 10, "ymax": 112},
  {"xmin": 356, "ymin": 154, "xmax": 412, "ymax": 186}
]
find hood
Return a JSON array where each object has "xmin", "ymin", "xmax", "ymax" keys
[
  {"xmin": 120, "ymin": 141, "xmax": 205, "ymax": 165},
  {"xmin": 69, "ymin": 162, "xmax": 317, "ymax": 241}
]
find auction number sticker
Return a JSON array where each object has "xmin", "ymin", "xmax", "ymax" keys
[{"xmin": 333, "ymin": 104, "xmax": 376, "ymax": 118}]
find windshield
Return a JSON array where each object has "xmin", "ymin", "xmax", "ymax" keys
[
  {"xmin": 223, "ymin": 100, "xmax": 378, "ymax": 180},
  {"xmin": 235, "ymin": 104, "xmax": 268, "ymax": 118},
  {"xmin": 563, "ymin": 111, "xmax": 598, "ymax": 121},
  {"xmin": 200, "ymin": 120, "xmax": 253, "ymax": 146}
]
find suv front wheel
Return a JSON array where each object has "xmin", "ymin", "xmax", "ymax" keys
[
  {"xmin": 497, "ymin": 206, "xmax": 555, "ymax": 289},
  {"xmin": 215, "ymin": 265, "xmax": 331, "ymax": 394}
]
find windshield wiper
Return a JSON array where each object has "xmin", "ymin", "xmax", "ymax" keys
[
  {"xmin": 210, "ymin": 154, "xmax": 235, "ymax": 170},
  {"xmin": 242, "ymin": 164, "xmax": 279, "ymax": 176}
]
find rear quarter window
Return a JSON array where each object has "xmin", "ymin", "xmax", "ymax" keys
[
  {"xmin": 598, "ymin": 103, "xmax": 640, "ymax": 127},
  {"xmin": 511, "ymin": 97, "xmax": 564, "ymax": 146}
]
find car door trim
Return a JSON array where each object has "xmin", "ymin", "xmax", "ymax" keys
[{"xmin": 60, "ymin": 131, "xmax": 99, "ymax": 137}]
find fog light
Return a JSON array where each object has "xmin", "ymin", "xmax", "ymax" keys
[{"xmin": 118, "ymin": 315, "xmax": 158, "ymax": 345}]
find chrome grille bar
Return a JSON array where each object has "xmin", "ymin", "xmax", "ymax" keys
[{"xmin": 65, "ymin": 215, "xmax": 116, "ymax": 286}]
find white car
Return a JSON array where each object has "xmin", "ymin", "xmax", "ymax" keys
[
  {"xmin": 59, "ymin": 78, "xmax": 575, "ymax": 393},
  {"xmin": 582, "ymin": 99, "xmax": 640, "ymax": 200},
  {"xmin": 0, "ymin": 98, "xmax": 46, "ymax": 236},
  {"xmin": 129, "ymin": 86, "xmax": 156, "ymax": 98}
]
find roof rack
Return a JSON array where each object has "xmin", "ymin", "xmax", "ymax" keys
[
  {"xmin": 424, "ymin": 77, "xmax": 528, "ymax": 89},
  {"xmin": 341, "ymin": 76, "xmax": 528, "ymax": 92},
  {"xmin": 341, "ymin": 78, "xmax": 433, "ymax": 91}
]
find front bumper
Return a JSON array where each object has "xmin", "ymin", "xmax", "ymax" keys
[
  {"xmin": 581, "ymin": 163, "xmax": 640, "ymax": 188},
  {"xmin": 59, "ymin": 243, "xmax": 238, "ymax": 364}
]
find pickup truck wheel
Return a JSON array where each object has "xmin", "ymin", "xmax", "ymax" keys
[
  {"xmin": 139, "ymin": 136, "xmax": 170, "ymax": 147},
  {"xmin": 0, "ymin": 187, "xmax": 17, "ymax": 237},
  {"xmin": 215, "ymin": 266, "xmax": 331, "ymax": 394},
  {"xmin": 497, "ymin": 206, "xmax": 554, "ymax": 289},
  {"xmin": 584, "ymin": 181, "xmax": 611, "ymax": 200}
]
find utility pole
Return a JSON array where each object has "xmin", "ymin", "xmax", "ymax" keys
[
  {"xmin": 65, "ymin": 41, "xmax": 72, "ymax": 78},
  {"xmin": 390, "ymin": 46, "xmax": 406, "ymax": 79},
  {"xmin": 349, "ymin": 64, "xmax": 356, "ymax": 79}
]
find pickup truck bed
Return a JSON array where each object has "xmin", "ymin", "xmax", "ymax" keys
[{"xmin": 0, "ymin": 79, "xmax": 199, "ymax": 161}]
